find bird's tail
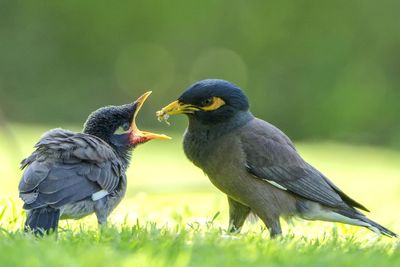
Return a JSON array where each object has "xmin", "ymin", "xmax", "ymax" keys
[
  {"xmin": 24, "ymin": 207, "xmax": 60, "ymax": 235},
  {"xmin": 336, "ymin": 209, "xmax": 398, "ymax": 238},
  {"xmin": 360, "ymin": 217, "xmax": 398, "ymax": 238}
]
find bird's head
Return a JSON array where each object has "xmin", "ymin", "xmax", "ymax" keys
[
  {"xmin": 84, "ymin": 91, "xmax": 170, "ymax": 149},
  {"xmin": 157, "ymin": 79, "xmax": 249, "ymax": 125}
]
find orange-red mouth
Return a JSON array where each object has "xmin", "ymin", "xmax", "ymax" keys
[{"xmin": 129, "ymin": 91, "xmax": 171, "ymax": 144}]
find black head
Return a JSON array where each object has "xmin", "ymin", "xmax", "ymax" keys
[
  {"xmin": 157, "ymin": 79, "xmax": 249, "ymax": 125},
  {"xmin": 83, "ymin": 92, "xmax": 170, "ymax": 150},
  {"xmin": 83, "ymin": 103, "xmax": 136, "ymax": 146}
]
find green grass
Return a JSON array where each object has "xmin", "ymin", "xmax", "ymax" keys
[
  {"xmin": 0, "ymin": 224, "xmax": 399, "ymax": 267},
  {"xmin": 0, "ymin": 123, "xmax": 399, "ymax": 266}
]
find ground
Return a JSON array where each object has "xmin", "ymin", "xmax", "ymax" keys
[{"xmin": 0, "ymin": 124, "xmax": 399, "ymax": 267}]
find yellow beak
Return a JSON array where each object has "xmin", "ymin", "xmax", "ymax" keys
[
  {"xmin": 156, "ymin": 100, "xmax": 200, "ymax": 122},
  {"xmin": 130, "ymin": 91, "xmax": 171, "ymax": 141}
]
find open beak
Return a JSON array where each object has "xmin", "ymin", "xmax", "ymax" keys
[
  {"xmin": 130, "ymin": 91, "xmax": 171, "ymax": 142},
  {"xmin": 156, "ymin": 100, "xmax": 200, "ymax": 122}
]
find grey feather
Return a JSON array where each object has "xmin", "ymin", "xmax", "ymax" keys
[
  {"xmin": 242, "ymin": 118, "xmax": 368, "ymax": 211},
  {"xmin": 247, "ymin": 165, "xmax": 348, "ymax": 209},
  {"xmin": 19, "ymin": 161, "xmax": 51, "ymax": 192},
  {"xmin": 19, "ymin": 129, "xmax": 124, "ymax": 210}
]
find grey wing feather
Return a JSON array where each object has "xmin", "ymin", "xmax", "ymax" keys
[
  {"xmin": 241, "ymin": 119, "xmax": 368, "ymax": 211},
  {"xmin": 19, "ymin": 129, "xmax": 123, "ymax": 210},
  {"xmin": 247, "ymin": 164, "xmax": 349, "ymax": 209},
  {"xmin": 19, "ymin": 160, "xmax": 51, "ymax": 193},
  {"xmin": 317, "ymin": 172, "xmax": 369, "ymax": 211}
]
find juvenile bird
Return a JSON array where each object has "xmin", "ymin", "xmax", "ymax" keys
[
  {"xmin": 157, "ymin": 79, "xmax": 397, "ymax": 238},
  {"xmin": 19, "ymin": 92, "xmax": 170, "ymax": 235}
]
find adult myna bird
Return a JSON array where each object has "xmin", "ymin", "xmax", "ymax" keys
[
  {"xmin": 19, "ymin": 92, "xmax": 170, "ymax": 235},
  {"xmin": 157, "ymin": 79, "xmax": 397, "ymax": 238}
]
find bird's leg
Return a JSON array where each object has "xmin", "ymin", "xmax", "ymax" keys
[
  {"xmin": 94, "ymin": 198, "xmax": 108, "ymax": 227},
  {"xmin": 254, "ymin": 209, "xmax": 282, "ymax": 238},
  {"xmin": 268, "ymin": 219, "xmax": 282, "ymax": 238},
  {"xmin": 97, "ymin": 215, "xmax": 107, "ymax": 227},
  {"xmin": 227, "ymin": 197, "xmax": 251, "ymax": 233}
]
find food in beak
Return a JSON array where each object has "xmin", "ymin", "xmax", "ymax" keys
[
  {"xmin": 156, "ymin": 100, "xmax": 200, "ymax": 125},
  {"xmin": 156, "ymin": 111, "xmax": 170, "ymax": 125}
]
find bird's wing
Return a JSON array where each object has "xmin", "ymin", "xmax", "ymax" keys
[
  {"xmin": 19, "ymin": 129, "xmax": 123, "ymax": 209},
  {"xmin": 241, "ymin": 119, "xmax": 368, "ymax": 211}
]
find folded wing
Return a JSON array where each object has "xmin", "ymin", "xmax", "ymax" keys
[
  {"xmin": 241, "ymin": 119, "xmax": 368, "ymax": 211},
  {"xmin": 19, "ymin": 129, "xmax": 123, "ymax": 209}
]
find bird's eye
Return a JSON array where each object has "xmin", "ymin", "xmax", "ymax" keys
[
  {"xmin": 114, "ymin": 122, "xmax": 130, "ymax": 134},
  {"xmin": 201, "ymin": 97, "xmax": 214, "ymax": 107},
  {"xmin": 122, "ymin": 122, "xmax": 130, "ymax": 131}
]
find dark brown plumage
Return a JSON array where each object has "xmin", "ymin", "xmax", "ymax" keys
[{"xmin": 157, "ymin": 79, "xmax": 397, "ymax": 238}]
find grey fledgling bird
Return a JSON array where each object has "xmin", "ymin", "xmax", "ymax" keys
[
  {"xmin": 157, "ymin": 79, "xmax": 397, "ymax": 238},
  {"xmin": 19, "ymin": 92, "xmax": 170, "ymax": 235}
]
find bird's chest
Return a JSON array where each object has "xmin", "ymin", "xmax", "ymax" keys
[
  {"xmin": 183, "ymin": 130, "xmax": 248, "ymax": 195},
  {"xmin": 183, "ymin": 130, "xmax": 214, "ymax": 169}
]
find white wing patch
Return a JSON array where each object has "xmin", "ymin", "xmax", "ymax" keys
[
  {"xmin": 263, "ymin": 179, "xmax": 287, "ymax": 190},
  {"xmin": 91, "ymin": 190, "xmax": 109, "ymax": 201},
  {"xmin": 245, "ymin": 163, "xmax": 288, "ymax": 191}
]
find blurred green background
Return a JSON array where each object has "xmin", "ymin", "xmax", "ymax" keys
[
  {"xmin": 1, "ymin": 0, "xmax": 400, "ymax": 145},
  {"xmin": 0, "ymin": 0, "xmax": 399, "ymax": 237}
]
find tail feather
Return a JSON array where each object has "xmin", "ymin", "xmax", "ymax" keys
[
  {"xmin": 335, "ymin": 209, "xmax": 398, "ymax": 238},
  {"xmin": 25, "ymin": 207, "xmax": 60, "ymax": 235},
  {"xmin": 362, "ymin": 217, "xmax": 398, "ymax": 238}
]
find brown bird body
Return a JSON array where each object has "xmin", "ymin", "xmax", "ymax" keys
[
  {"xmin": 184, "ymin": 117, "xmax": 298, "ymax": 235},
  {"xmin": 158, "ymin": 79, "xmax": 397, "ymax": 238}
]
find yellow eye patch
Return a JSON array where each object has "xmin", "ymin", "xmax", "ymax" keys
[{"xmin": 201, "ymin": 97, "xmax": 226, "ymax": 111}]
